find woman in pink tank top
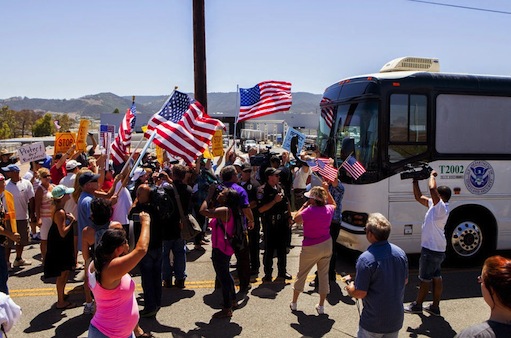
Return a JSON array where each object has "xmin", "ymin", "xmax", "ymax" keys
[
  {"xmin": 200, "ymin": 185, "xmax": 243, "ymax": 319},
  {"xmin": 87, "ymin": 211, "xmax": 150, "ymax": 338}
]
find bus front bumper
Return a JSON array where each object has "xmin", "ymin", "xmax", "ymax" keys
[{"xmin": 337, "ymin": 221, "xmax": 370, "ymax": 252}]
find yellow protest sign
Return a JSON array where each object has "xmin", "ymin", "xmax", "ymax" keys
[
  {"xmin": 156, "ymin": 146, "xmax": 164, "ymax": 165},
  {"xmin": 212, "ymin": 130, "xmax": 224, "ymax": 157},
  {"xmin": 203, "ymin": 147, "xmax": 214, "ymax": 159},
  {"xmin": 75, "ymin": 119, "xmax": 90, "ymax": 152},
  {"xmin": 141, "ymin": 125, "xmax": 148, "ymax": 133},
  {"xmin": 54, "ymin": 132, "xmax": 76, "ymax": 155}
]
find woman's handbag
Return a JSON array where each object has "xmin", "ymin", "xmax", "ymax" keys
[{"xmin": 171, "ymin": 184, "xmax": 201, "ymax": 241}]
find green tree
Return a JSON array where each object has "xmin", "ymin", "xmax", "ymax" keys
[
  {"xmin": 113, "ymin": 108, "xmax": 120, "ymax": 114},
  {"xmin": 32, "ymin": 113, "xmax": 54, "ymax": 137}
]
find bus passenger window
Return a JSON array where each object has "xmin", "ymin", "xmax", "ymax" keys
[{"xmin": 389, "ymin": 94, "xmax": 427, "ymax": 163}]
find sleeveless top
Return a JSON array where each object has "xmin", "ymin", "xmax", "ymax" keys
[
  {"xmin": 38, "ymin": 185, "xmax": 53, "ymax": 218},
  {"xmin": 210, "ymin": 208, "xmax": 235, "ymax": 256},
  {"xmin": 88, "ymin": 262, "xmax": 139, "ymax": 338}
]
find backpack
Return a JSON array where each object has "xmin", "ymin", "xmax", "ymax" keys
[
  {"xmin": 150, "ymin": 185, "xmax": 175, "ymax": 221},
  {"xmin": 218, "ymin": 208, "xmax": 248, "ymax": 251}
]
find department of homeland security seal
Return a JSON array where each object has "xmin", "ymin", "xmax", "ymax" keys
[{"xmin": 464, "ymin": 160, "xmax": 494, "ymax": 195}]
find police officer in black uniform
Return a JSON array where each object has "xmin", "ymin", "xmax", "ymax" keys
[
  {"xmin": 258, "ymin": 167, "xmax": 293, "ymax": 282},
  {"xmin": 239, "ymin": 163, "xmax": 261, "ymax": 276}
]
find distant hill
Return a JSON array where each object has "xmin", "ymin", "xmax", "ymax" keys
[{"xmin": 1, "ymin": 92, "xmax": 323, "ymax": 118}]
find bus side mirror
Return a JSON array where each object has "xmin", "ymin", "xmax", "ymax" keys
[{"xmin": 341, "ymin": 137, "xmax": 355, "ymax": 161}]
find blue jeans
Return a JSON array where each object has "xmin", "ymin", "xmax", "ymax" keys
[
  {"xmin": 0, "ymin": 245, "xmax": 8, "ymax": 294},
  {"xmin": 419, "ymin": 247, "xmax": 446, "ymax": 282},
  {"xmin": 211, "ymin": 248, "xmax": 235, "ymax": 309},
  {"xmin": 162, "ymin": 239, "xmax": 187, "ymax": 281},
  {"xmin": 88, "ymin": 324, "xmax": 135, "ymax": 338},
  {"xmin": 140, "ymin": 247, "xmax": 162, "ymax": 311}
]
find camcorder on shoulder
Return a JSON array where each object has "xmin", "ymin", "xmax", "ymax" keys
[{"xmin": 400, "ymin": 163, "xmax": 433, "ymax": 181}]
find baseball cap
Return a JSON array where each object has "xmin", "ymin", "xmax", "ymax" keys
[
  {"xmin": 65, "ymin": 160, "xmax": 81, "ymax": 171},
  {"xmin": 264, "ymin": 167, "xmax": 281, "ymax": 180},
  {"xmin": 51, "ymin": 185, "xmax": 75, "ymax": 199},
  {"xmin": 241, "ymin": 163, "xmax": 252, "ymax": 172},
  {"xmin": 2, "ymin": 164, "xmax": 20, "ymax": 172},
  {"xmin": 131, "ymin": 167, "xmax": 145, "ymax": 182},
  {"xmin": 233, "ymin": 158, "xmax": 243, "ymax": 167},
  {"xmin": 79, "ymin": 172, "xmax": 100, "ymax": 186}
]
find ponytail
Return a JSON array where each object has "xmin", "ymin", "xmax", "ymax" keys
[{"xmin": 93, "ymin": 228, "xmax": 126, "ymax": 284}]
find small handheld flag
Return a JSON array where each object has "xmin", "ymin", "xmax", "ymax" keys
[{"xmin": 341, "ymin": 155, "xmax": 366, "ymax": 180}]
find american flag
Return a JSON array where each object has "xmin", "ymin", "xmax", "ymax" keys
[
  {"xmin": 320, "ymin": 97, "xmax": 335, "ymax": 129},
  {"xmin": 238, "ymin": 81, "xmax": 292, "ymax": 122},
  {"xmin": 341, "ymin": 154, "xmax": 366, "ymax": 180},
  {"xmin": 150, "ymin": 91, "xmax": 224, "ymax": 164},
  {"xmin": 306, "ymin": 157, "xmax": 338, "ymax": 182},
  {"xmin": 110, "ymin": 102, "xmax": 136, "ymax": 165}
]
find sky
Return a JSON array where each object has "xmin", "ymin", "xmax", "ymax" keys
[{"xmin": 2, "ymin": 0, "xmax": 511, "ymax": 99}]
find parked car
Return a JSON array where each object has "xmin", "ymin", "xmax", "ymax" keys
[{"xmin": 243, "ymin": 139, "xmax": 257, "ymax": 152}]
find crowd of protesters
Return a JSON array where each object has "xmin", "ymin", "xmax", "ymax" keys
[{"xmin": 0, "ymin": 137, "xmax": 510, "ymax": 338}]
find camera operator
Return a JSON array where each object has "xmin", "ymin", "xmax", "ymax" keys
[
  {"xmin": 258, "ymin": 167, "xmax": 293, "ymax": 282},
  {"xmin": 346, "ymin": 213, "xmax": 408, "ymax": 337},
  {"xmin": 405, "ymin": 170, "xmax": 451, "ymax": 317},
  {"xmin": 0, "ymin": 173, "xmax": 20, "ymax": 294}
]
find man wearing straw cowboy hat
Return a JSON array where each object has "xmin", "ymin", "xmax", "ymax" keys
[{"xmin": 0, "ymin": 149, "xmax": 14, "ymax": 170}]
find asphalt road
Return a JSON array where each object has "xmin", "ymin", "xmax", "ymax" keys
[{"xmin": 5, "ymin": 226, "xmax": 498, "ymax": 338}]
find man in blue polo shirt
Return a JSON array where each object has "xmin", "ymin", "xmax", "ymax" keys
[{"xmin": 346, "ymin": 213, "xmax": 408, "ymax": 338}]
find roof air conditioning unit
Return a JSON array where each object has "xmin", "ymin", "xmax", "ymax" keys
[{"xmin": 380, "ymin": 57, "xmax": 440, "ymax": 73}]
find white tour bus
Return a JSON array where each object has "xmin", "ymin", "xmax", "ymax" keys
[{"xmin": 318, "ymin": 57, "xmax": 511, "ymax": 261}]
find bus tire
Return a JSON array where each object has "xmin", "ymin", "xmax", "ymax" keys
[{"xmin": 445, "ymin": 213, "xmax": 494, "ymax": 262}]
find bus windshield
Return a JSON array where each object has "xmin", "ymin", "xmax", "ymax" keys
[{"xmin": 335, "ymin": 101, "xmax": 378, "ymax": 170}]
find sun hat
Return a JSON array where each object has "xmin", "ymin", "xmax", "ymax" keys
[{"xmin": 51, "ymin": 185, "xmax": 75, "ymax": 199}]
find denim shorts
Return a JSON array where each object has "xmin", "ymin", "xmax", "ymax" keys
[
  {"xmin": 419, "ymin": 247, "xmax": 446, "ymax": 282},
  {"xmin": 88, "ymin": 324, "xmax": 135, "ymax": 338}
]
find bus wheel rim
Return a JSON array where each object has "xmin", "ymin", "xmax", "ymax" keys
[{"xmin": 450, "ymin": 221, "xmax": 483, "ymax": 257}]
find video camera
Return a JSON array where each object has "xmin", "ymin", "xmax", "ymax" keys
[
  {"xmin": 400, "ymin": 163, "xmax": 433, "ymax": 181},
  {"xmin": 249, "ymin": 145, "xmax": 275, "ymax": 167}
]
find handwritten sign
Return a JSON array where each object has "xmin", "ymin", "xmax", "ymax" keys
[
  {"xmin": 282, "ymin": 127, "xmax": 306, "ymax": 154},
  {"xmin": 17, "ymin": 142, "xmax": 46, "ymax": 164},
  {"xmin": 54, "ymin": 132, "xmax": 76, "ymax": 154},
  {"xmin": 211, "ymin": 130, "xmax": 224, "ymax": 157},
  {"xmin": 76, "ymin": 119, "xmax": 90, "ymax": 152}
]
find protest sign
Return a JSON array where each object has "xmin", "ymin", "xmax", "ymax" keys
[
  {"xmin": 17, "ymin": 142, "xmax": 46, "ymax": 164},
  {"xmin": 76, "ymin": 119, "xmax": 90, "ymax": 152},
  {"xmin": 211, "ymin": 130, "xmax": 223, "ymax": 157},
  {"xmin": 54, "ymin": 132, "xmax": 76, "ymax": 155},
  {"xmin": 282, "ymin": 127, "xmax": 306, "ymax": 154}
]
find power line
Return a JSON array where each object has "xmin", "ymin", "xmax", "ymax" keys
[{"xmin": 408, "ymin": 0, "xmax": 511, "ymax": 15}]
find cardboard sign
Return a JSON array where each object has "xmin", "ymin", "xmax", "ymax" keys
[
  {"xmin": 76, "ymin": 119, "xmax": 90, "ymax": 152},
  {"xmin": 156, "ymin": 145, "xmax": 164, "ymax": 165},
  {"xmin": 282, "ymin": 127, "xmax": 306, "ymax": 154},
  {"xmin": 54, "ymin": 132, "xmax": 76, "ymax": 154},
  {"xmin": 211, "ymin": 130, "xmax": 224, "ymax": 157},
  {"xmin": 17, "ymin": 142, "xmax": 46, "ymax": 164}
]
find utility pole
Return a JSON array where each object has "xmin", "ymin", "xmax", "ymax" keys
[{"xmin": 193, "ymin": 0, "xmax": 207, "ymax": 112}]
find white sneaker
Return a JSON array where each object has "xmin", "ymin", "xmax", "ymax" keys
[
  {"xmin": 83, "ymin": 302, "xmax": 95, "ymax": 315},
  {"xmin": 13, "ymin": 259, "xmax": 32, "ymax": 267},
  {"xmin": 289, "ymin": 302, "xmax": 297, "ymax": 311},
  {"xmin": 315, "ymin": 304, "xmax": 325, "ymax": 315}
]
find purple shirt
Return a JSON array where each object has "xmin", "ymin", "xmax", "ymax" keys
[
  {"xmin": 301, "ymin": 205, "xmax": 335, "ymax": 246},
  {"xmin": 223, "ymin": 182, "xmax": 249, "ymax": 208}
]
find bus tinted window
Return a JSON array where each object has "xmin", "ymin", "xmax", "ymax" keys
[
  {"xmin": 436, "ymin": 94, "xmax": 511, "ymax": 154},
  {"xmin": 389, "ymin": 94, "xmax": 427, "ymax": 163}
]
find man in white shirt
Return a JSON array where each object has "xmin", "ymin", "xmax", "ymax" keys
[
  {"xmin": 2, "ymin": 164, "xmax": 35, "ymax": 268},
  {"xmin": 405, "ymin": 170, "xmax": 451, "ymax": 317},
  {"xmin": 59, "ymin": 160, "xmax": 81, "ymax": 188}
]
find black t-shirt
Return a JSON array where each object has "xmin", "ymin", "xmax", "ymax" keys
[
  {"xmin": 162, "ymin": 182, "xmax": 193, "ymax": 240},
  {"xmin": 129, "ymin": 203, "xmax": 162, "ymax": 249},
  {"xmin": 258, "ymin": 183, "xmax": 290, "ymax": 224}
]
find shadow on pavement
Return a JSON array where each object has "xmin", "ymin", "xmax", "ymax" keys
[
  {"xmin": 250, "ymin": 280, "xmax": 288, "ymax": 299},
  {"xmin": 53, "ymin": 312, "xmax": 91, "ymax": 338},
  {"xmin": 187, "ymin": 248, "xmax": 206, "ymax": 262},
  {"xmin": 326, "ymin": 280, "xmax": 356, "ymax": 306},
  {"xmin": 190, "ymin": 318, "xmax": 242, "ymax": 338},
  {"xmin": 404, "ymin": 313, "xmax": 457, "ymax": 338},
  {"xmin": 23, "ymin": 306, "xmax": 68, "ymax": 334},
  {"xmin": 290, "ymin": 310, "xmax": 336, "ymax": 338}
]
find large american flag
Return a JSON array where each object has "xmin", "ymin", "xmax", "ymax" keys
[
  {"xmin": 238, "ymin": 81, "xmax": 292, "ymax": 122},
  {"xmin": 306, "ymin": 157, "xmax": 338, "ymax": 182},
  {"xmin": 341, "ymin": 154, "xmax": 366, "ymax": 180},
  {"xmin": 110, "ymin": 102, "xmax": 136, "ymax": 165},
  {"xmin": 320, "ymin": 97, "xmax": 334, "ymax": 129},
  {"xmin": 149, "ymin": 91, "xmax": 224, "ymax": 164}
]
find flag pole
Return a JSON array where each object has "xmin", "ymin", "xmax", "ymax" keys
[
  {"xmin": 127, "ymin": 87, "xmax": 178, "ymax": 178},
  {"xmin": 233, "ymin": 84, "xmax": 239, "ymax": 154},
  {"xmin": 118, "ymin": 96, "xmax": 140, "ymax": 176}
]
